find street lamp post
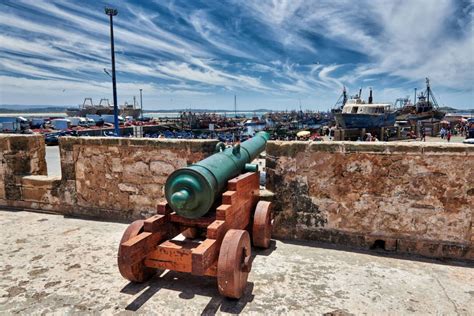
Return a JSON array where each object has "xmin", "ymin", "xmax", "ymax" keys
[
  {"xmin": 139, "ymin": 89, "xmax": 143, "ymax": 120},
  {"xmin": 105, "ymin": 7, "xmax": 120, "ymax": 136}
]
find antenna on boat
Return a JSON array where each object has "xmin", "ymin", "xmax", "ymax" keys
[
  {"xmin": 342, "ymin": 86, "xmax": 347, "ymax": 106},
  {"xmin": 368, "ymin": 87, "xmax": 373, "ymax": 104},
  {"xmin": 425, "ymin": 77, "xmax": 440, "ymax": 108},
  {"xmin": 234, "ymin": 94, "xmax": 237, "ymax": 118},
  {"xmin": 426, "ymin": 77, "xmax": 430, "ymax": 108},
  {"xmin": 414, "ymin": 88, "xmax": 417, "ymax": 104},
  {"xmin": 358, "ymin": 87, "xmax": 362, "ymax": 99}
]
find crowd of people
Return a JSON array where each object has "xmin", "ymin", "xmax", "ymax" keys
[{"xmin": 439, "ymin": 121, "xmax": 472, "ymax": 142}]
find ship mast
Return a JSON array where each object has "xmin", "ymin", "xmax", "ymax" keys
[
  {"xmin": 332, "ymin": 86, "xmax": 347, "ymax": 110},
  {"xmin": 342, "ymin": 86, "xmax": 347, "ymax": 106},
  {"xmin": 426, "ymin": 78, "xmax": 430, "ymax": 107}
]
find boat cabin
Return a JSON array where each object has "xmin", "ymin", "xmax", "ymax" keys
[{"xmin": 342, "ymin": 99, "xmax": 392, "ymax": 115}]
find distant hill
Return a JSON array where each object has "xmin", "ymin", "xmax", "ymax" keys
[
  {"xmin": 0, "ymin": 105, "xmax": 274, "ymax": 114},
  {"xmin": 0, "ymin": 106, "xmax": 68, "ymax": 113},
  {"xmin": 438, "ymin": 106, "xmax": 457, "ymax": 112},
  {"xmin": 439, "ymin": 106, "xmax": 474, "ymax": 113},
  {"xmin": 143, "ymin": 108, "xmax": 272, "ymax": 113},
  {"xmin": 0, "ymin": 104, "xmax": 68, "ymax": 110}
]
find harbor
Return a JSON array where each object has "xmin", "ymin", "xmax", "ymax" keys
[
  {"xmin": 2, "ymin": 77, "xmax": 473, "ymax": 145},
  {"xmin": 1, "ymin": 1, "xmax": 473, "ymax": 315}
]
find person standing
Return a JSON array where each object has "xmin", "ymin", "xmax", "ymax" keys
[
  {"xmin": 447, "ymin": 129, "xmax": 452, "ymax": 142},
  {"xmin": 420, "ymin": 126, "xmax": 426, "ymax": 142}
]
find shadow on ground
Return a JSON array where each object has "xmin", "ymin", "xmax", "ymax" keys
[
  {"xmin": 121, "ymin": 240, "xmax": 277, "ymax": 314},
  {"xmin": 279, "ymin": 238, "xmax": 472, "ymax": 268}
]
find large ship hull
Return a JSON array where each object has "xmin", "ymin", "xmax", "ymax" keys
[
  {"xmin": 397, "ymin": 110, "xmax": 445, "ymax": 121},
  {"xmin": 66, "ymin": 107, "xmax": 114, "ymax": 117},
  {"xmin": 121, "ymin": 108, "xmax": 141, "ymax": 119},
  {"xmin": 335, "ymin": 112, "xmax": 398, "ymax": 129}
]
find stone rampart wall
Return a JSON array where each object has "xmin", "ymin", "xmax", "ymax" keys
[
  {"xmin": 60, "ymin": 137, "xmax": 217, "ymax": 220},
  {"xmin": 0, "ymin": 135, "xmax": 46, "ymax": 201},
  {"xmin": 0, "ymin": 135, "xmax": 217, "ymax": 221},
  {"xmin": 1, "ymin": 135, "xmax": 472, "ymax": 260},
  {"xmin": 266, "ymin": 141, "xmax": 473, "ymax": 260}
]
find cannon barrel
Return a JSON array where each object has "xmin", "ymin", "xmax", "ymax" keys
[{"xmin": 165, "ymin": 131, "xmax": 270, "ymax": 218}]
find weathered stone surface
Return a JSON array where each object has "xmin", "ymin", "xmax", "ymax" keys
[
  {"xmin": 0, "ymin": 135, "xmax": 216, "ymax": 220},
  {"xmin": 267, "ymin": 141, "xmax": 473, "ymax": 260},
  {"xmin": 22, "ymin": 175, "xmax": 61, "ymax": 188},
  {"xmin": 0, "ymin": 135, "xmax": 47, "ymax": 202},
  {"xmin": 1, "ymin": 135, "xmax": 471, "ymax": 260},
  {"xmin": 64, "ymin": 137, "xmax": 217, "ymax": 220}
]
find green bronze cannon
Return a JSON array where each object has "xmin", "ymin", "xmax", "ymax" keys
[{"xmin": 165, "ymin": 131, "xmax": 270, "ymax": 218}]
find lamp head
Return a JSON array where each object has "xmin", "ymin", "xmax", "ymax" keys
[{"xmin": 105, "ymin": 7, "xmax": 118, "ymax": 16}]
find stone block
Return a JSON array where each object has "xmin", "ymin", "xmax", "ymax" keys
[
  {"xmin": 22, "ymin": 175, "xmax": 61, "ymax": 188},
  {"xmin": 5, "ymin": 184, "xmax": 21, "ymax": 200},
  {"xmin": 343, "ymin": 142, "xmax": 388, "ymax": 154},
  {"xmin": 440, "ymin": 243, "xmax": 471, "ymax": 259},
  {"xmin": 129, "ymin": 194, "xmax": 155, "ymax": 210},
  {"xmin": 111, "ymin": 158, "xmax": 122, "ymax": 173},
  {"xmin": 118, "ymin": 183, "xmax": 139, "ymax": 193},
  {"xmin": 385, "ymin": 142, "xmax": 423, "ymax": 155},
  {"xmin": 266, "ymin": 141, "xmax": 308, "ymax": 158},
  {"xmin": 422, "ymin": 143, "xmax": 470, "ymax": 155},
  {"xmin": 123, "ymin": 161, "xmax": 149, "ymax": 179},
  {"xmin": 150, "ymin": 161, "xmax": 176, "ymax": 176},
  {"xmin": 22, "ymin": 187, "xmax": 48, "ymax": 202},
  {"xmin": 308, "ymin": 142, "xmax": 344, "ymax": 153},
  {"xmin": 9, "ymin": 136, "xmax": 30, "ymax": 151}
]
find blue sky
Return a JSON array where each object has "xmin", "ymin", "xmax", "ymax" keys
[{"xmin": 0, "ymin": 0, "xmax": 473, "ymax": 110}]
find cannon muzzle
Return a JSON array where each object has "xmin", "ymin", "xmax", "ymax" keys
[{"xmin": 165, "ymin": 132, "xmax": 270, "ymax": 218}]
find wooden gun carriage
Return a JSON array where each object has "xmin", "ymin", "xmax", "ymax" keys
[{"xmin": 117, "ymin": 133, "xmax": 273, "ymax": 299}]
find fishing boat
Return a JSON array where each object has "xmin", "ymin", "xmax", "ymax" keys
[
  {"xmin": 397, "ymin": 78, "xmax": 445, "ymax": 121},
  {"xmin": 334, "ymin": 88, "xmax": 398, "ymax": 129},
  {"xmin": 66, "ymin": 98, "xmax": 114, "ymax": 117},
  {"xmin": 120, "ymin": 98, "xmax": 141, "ymax": 119},
  {"xmin": 67, "ymin": 97, "xmax": 142, "ymax": 119}
]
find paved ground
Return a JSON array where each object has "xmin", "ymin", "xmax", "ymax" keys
[
  {"xmin": 45, "ymin": 146, "xmax": 61, "ymax": 177},
  {"xmin": 1, "ymin": 210, "xmax": 473, "ymax": 315}
]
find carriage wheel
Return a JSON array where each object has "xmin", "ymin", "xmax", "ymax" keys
[
  {"xmin": 252, "ymin": 201, "xmax": 273, "ymax": 248},
  {"xmin": 217, "ymin": 229, "xmax": 251, "ymax": 299},
  {"xmin": 118, "ymin": 220, "xmax": 156, "ymax": 282}
]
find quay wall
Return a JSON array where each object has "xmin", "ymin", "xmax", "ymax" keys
[{"xmin": 266, "ymin": 141, "xmax": 473, "ymax": 260}]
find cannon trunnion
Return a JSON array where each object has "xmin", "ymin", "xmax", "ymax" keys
[{"xmin": 117, "ymin": 133, "xmax": 272, "ymax": 299}]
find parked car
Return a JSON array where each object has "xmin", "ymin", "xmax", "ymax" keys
[{"xmin": 44, "ymin": 133, "xmax": 59, "ymax": 146}]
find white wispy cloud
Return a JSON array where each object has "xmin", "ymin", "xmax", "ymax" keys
[{"xmin": 0, "ymin": 0, "xmax": 472, "ymax": 108}]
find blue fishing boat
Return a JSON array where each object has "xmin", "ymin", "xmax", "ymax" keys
[{"xmin": 334, "ymin": 88, "xmax": 398, "ymax": 129}]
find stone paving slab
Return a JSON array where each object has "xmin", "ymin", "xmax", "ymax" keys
[{"xmin": 0, "ymin": 210, "xmax": 473, "ymax": 315}]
